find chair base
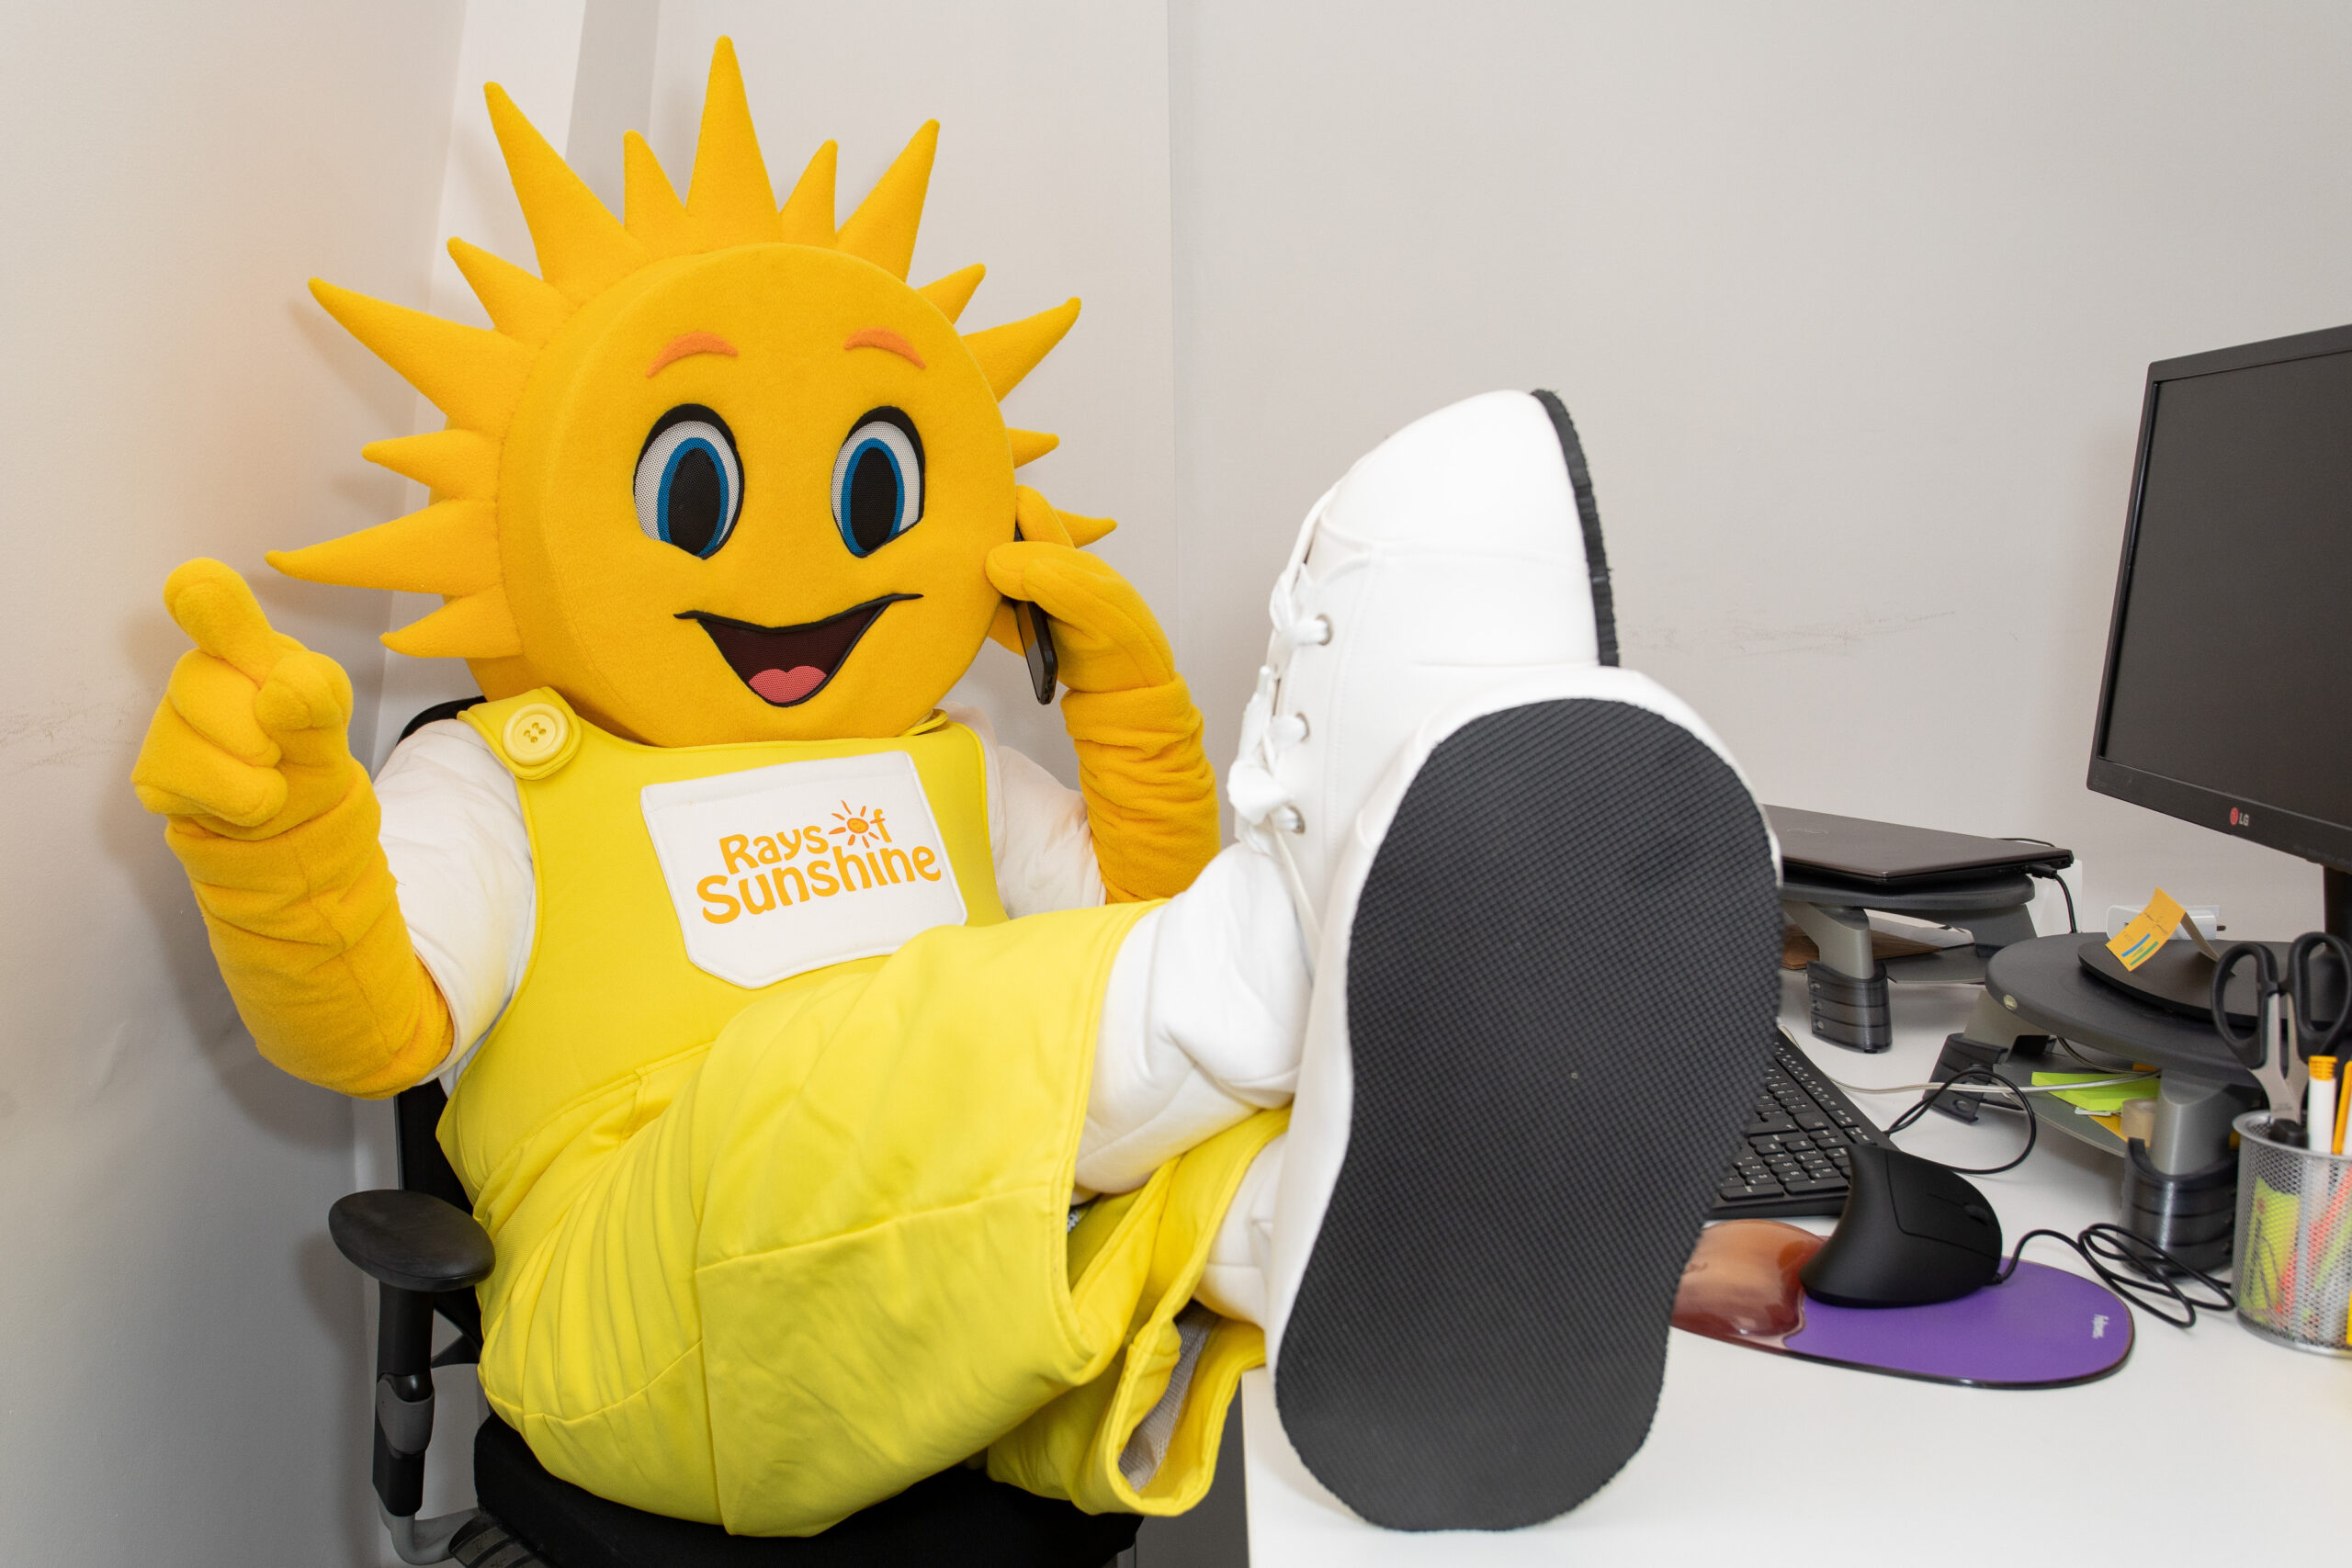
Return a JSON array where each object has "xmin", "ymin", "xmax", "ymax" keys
[
  {"xmin": 450, "ymin": 1512, "xmax": 548, "ymax": 1567},
  {"xmin": 472, "ymin": 1417, "xmax": 1141, "ymax": 1568}
]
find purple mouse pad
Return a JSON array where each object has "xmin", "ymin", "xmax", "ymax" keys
[{"xmin": 1672, "ymin": 1220, "xmax": 2132, "ymax": 1388}]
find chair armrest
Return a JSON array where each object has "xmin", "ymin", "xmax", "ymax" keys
[
  {"xmin": 330, "ymin": 1190, "xmax": 496, "ymax": 1547},
  {"xmin": 329, "ymin": 1190, "xmax": 493, "ymax": 1293}
]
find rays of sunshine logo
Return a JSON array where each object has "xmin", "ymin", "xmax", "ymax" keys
[{"xmin": 695, "ymin": 797, "xmax": 945, "ymax": 924}]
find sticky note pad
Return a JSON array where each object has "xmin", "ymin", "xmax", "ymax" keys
[
  {"xmin": 2030, "ymin": 1071, "xmax": 2159, "ymax": 1115},
  {"xmin": 2107, "ymin": 888, "xmax": 2186, "ymax": 972}
]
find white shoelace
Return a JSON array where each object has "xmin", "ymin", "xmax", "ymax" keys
[{"xmin": 1227, "ymin": 492, "xmax": 1337, "ymax": 953}]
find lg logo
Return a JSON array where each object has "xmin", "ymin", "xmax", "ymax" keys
[{"xmin": 2229, "ymin": 807, "xmax": 2253, "ymax": 829}]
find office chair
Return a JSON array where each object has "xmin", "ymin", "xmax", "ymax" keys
[{"xmin": 327, "ymin": 702, "xmax": 1143, "ymax": 1568}]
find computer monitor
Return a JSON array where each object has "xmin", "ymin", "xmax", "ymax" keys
[{"xmin": 2087, "ymin": 322, "xmax": 2352, "ymax": 934}]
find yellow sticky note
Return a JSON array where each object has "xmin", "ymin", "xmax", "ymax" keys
[
  {"xmin": 2108, "ymin": 888, "xmax": 2186, "ymax": 971},
  {"xmin": 2030, "ymin": 1071, "xmax": 2161, "ymax": 1115}
]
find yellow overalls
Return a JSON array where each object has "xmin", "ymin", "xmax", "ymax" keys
[{"xmin": 441, "ymin": 689, "xmax": 1281, "ymax": 1536}]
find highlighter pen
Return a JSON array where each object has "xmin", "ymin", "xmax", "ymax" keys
[
  {"xmin": 2335, "ymin": 1059, "xmax": 2350, "ymax": 1156},
  {"xmin": 2308, "ymin": 1057, "xmax": 2337, "ymax": 1156}
]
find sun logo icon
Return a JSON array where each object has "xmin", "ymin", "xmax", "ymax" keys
[{"xmin": 830, "ymin": 801, "xmax": 890, "ymax": 849}]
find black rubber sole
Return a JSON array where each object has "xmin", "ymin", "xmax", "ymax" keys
[{"xmin": 1274, "ymin": 698, "xmax": 1783, "ymax": 1531}]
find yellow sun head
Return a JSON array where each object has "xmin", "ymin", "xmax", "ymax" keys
[{"xmin": 270, "ymin": 38, "xmax": 1109, "ymax": 745}]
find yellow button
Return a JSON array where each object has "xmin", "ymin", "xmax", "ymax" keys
[{"xmin": 502, "ymin": 703, "xmax": 569, "ymax": 766}]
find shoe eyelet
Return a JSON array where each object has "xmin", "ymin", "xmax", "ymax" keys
[
  {"xmin": 1308, "ymin": 615, "xmax": 1331, "ymax": 645},
  {"xmin": 1274, "ymin": 806, "xmax": 1305, "ymax": 834}
]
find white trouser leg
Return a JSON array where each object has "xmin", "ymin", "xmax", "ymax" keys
[
  {"xmin": 1195, "ymin": 1133, "xmax": 1283, "ymax": 1326},
  {"xmin": 1075, "ymin": 843, "xmax": 1309, "ymax": 1196}
]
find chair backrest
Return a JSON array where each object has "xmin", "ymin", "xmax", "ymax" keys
[
  {"xmin": 394, "ymin": 1080, "xmax": 486, "ymax": 1356},
  {"xmin": 398, "ymin": 694, "xmax": 487, "ymax": 745},
  {"xmin": 387, "ymin": 699, "xmax": 486, "ymax": 1217},
  {"xmin": 394, "ymin": 1079, "xmax": 469, "ymax": 1211},
  {"xmin": 391, "ymin": 694, "xmax": 492, "ymax": 1357}
]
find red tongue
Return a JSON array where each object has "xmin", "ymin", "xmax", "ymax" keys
[{"xmin": 749, "ymin": 665, "xmax": 826, "ymax": 704}]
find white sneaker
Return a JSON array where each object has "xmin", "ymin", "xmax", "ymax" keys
[
  {"xmin": 1241, "ymin": 394, "xmax": 1784, "ymax": 1531},
  {"xmin": 1227, "ymin": 389, "xmax": 1616, "ymax": 949}
]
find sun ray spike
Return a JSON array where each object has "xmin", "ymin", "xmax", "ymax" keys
[
  {"xmin": 622, "ymin": 131, "xmax": 696, "ymax": 255},
  {"xmin": 778, "ymin": 141, "xmax": 837, "ymax": 245},
  {"xmin": 382, "ymin": 587, "xmax": 524, "ymax": 660},
  {"xmin": 919, "ymin": 264, "xmax": 986, "ymax": 324},
  {"xmin": 962, "ymin": 298, "xmax": 1080, "ymax": 400},
  {"xmin": 266, "ymin": 500, "xmax": 500, "ymax": 596},
  {"xmin": 484, "ymin": 83, "xmax": 648, "ymax": 301},
  {"xmin": 836, "ymin": 121, "xmax": 939, "ymax": 280},
  {"xmin": 310, "ymin": 280, "xmax": 532, "ymax": 435},
  {"xmin": 1060, "ymin": 509, "xmax": 1118, "ymax": 547},
  {"xmin": 1006, "ymin": 428, "xmax": 1059, "ymax": 467},
  {"xmin": 359, "ymin": 430, "xmax": 501, "ymax": 500},
  {"xmin": 686, "ymin": 38, "xmax": 781, "ymax": 247},
  {"xmin": 447, "ymin": 239, "xmax": 571, "ymax": 347}
]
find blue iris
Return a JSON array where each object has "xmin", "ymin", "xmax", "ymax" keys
[{"xmin": 633, "ymin": 406, "xmax": 743, "ymax": 558}]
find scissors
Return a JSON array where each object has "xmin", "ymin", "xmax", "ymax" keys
[{"xmin": 2211, "ymin": 931, "xmax": 2352, "ymax": 1120}]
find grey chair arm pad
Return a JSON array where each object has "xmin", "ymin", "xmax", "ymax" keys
[{"xmin": 330, "ymin": 1190, "xmax": 494, "ymax": 1294}]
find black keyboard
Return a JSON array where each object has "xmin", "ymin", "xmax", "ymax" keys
[{"xmin": 1707, "ymin": 1030, "xmax": 1894, "ymax": 1220}]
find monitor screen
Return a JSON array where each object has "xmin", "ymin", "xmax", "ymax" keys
[{"xmin": 2091, "ymin": 328, "xmax": 2352, "ymax": 872}]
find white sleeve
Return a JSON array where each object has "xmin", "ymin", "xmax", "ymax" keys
[
  {"xmin": 941, "ymin": 704, "xmax": 1104, "ymax": 918},
  {"xmin": 372, "ymin": 719, "xmax": 536, "ymax": 1084}
]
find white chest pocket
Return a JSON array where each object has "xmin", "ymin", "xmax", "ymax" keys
[{"xmin": 639, "ymin": 751, "xmax": 969, "ymax": 988}]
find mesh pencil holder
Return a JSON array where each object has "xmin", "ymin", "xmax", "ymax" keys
[{"xmin": 2233, "ymin": 1111, "xmax": 2352, "ymax": 1356}]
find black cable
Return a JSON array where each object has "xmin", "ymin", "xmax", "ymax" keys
[
  {"xmin": 1882, "ymin": 1066, "xmax": 2233, "ymax": 1329},
  {"xmin": 2028, "ymin": 867, "xmax": 2077, "ymax": 933},
  {"xmin": 1883, "ymin": 1065, "xmax": 2039, "ymax": 1174},
  {"xmin": 1998, "ymin": 839, "xmax": 2077, "ymax": 933},
  {"xmin": 1996, "ymin": 1225, "xmax": 2233, "ymax": 1329},
  {"xmin": 2050, "ymin": 1034, "xmax": 2134, "ymax": 1072}
]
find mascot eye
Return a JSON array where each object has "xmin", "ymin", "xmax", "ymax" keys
[
  {"xmin": 830, "ymin": 409, "xmax": 925, "ymax": 557},
  {"xmin": 635, "ymin": 406, "xmax": 743, "ymax": 558}
]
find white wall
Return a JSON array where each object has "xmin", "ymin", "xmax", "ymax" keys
[
  {"xmin": 1169, "ymin": 0, "xmax": 2352, "ymax": 941},
  {"xmin": 368, "ymin": 1, "xmax": 592, "ymax": 773},
  {"xmin": 0, "ymin": 6, "xmax": 465, "ymax": 1564}
]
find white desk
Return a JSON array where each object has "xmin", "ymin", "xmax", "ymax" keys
[{"xmin": 1243, "ymin": 972, "xmax": 2351, "ymax": 1564}]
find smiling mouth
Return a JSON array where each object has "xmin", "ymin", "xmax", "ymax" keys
[{"xmin": 677, "ymin": 593, "xmax": 920, "ymax": 707}]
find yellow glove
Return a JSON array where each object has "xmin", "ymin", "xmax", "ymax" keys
[
  {"xmin": 130, "ymin": 559, "xmax": 451, "ymax": 1098},
  {"xmin": 985, "ymin": 490, "xmax": 1219, "ymax": 903}
]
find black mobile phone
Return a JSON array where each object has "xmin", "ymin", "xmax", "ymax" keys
[
  {"xmin": 1014, "ymin": 598, "xmax": 1057, "ymax": 705},
  {"xmin": 1009, "ymin": 522, "xmax": 1057, "ymax": 704}
]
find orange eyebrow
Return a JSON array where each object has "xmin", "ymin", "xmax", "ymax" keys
[
  {"xmin": 843, "ymin": 327, "xmax": 927, "ymax": 369},
  {"xmin": 646, "ymin": 332, "xmax": 739, "ymax": 377}
]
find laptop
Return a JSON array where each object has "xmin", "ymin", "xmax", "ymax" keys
[{"xmin": 1768, "ymin": 806, "xmax": 2074, "ymax": 889}]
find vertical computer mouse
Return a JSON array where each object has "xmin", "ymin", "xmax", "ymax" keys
[{"xmin": 1798, "ymin": 1144, "xmax": 2004, "ymax": 1307}]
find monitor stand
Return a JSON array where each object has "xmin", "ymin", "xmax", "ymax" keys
[
  {"xmin": 2079, "ymin": 940, "xmax": 2243, "ymax": 1022},
  {"xmin": 2075, "ymin": 865, "xmax": 2349, "ymax": 1025}
]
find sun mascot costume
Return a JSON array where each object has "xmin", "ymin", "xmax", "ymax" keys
[
  {"xmin": 131, "ymin": 39, "xmax": 1279, "ymax": 1534},
  {"xmin": 134, "ymin": 28, "xmax": 1793, "ymax": 1545}
]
